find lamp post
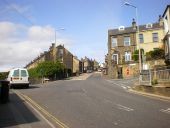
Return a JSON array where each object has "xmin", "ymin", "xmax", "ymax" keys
[
  {"xmin": 124, "ymin": 2, "xmax": 142, "ymax": 81},
  {"xmin": 55, "ymin": 28, "xmax": 65, "ymax": 46},
  {"xmin": 54, "ymin": 28, "xmax": 65, "ymax": 80}
]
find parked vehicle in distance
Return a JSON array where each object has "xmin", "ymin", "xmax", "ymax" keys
[
  {"xmin": 7, "ymin": 68, "xmax": 29, "ymax": 88},
  {"xmin": 87, "ymin": 70, "xmax": 92, "ymax": 73},
  {"xmin": 98, "ymin": 68, "xmax": 102, "ymax": 72}
]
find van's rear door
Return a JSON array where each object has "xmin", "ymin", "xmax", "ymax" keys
[
  {"xmin": 12, "ymin": 69, "xmax": 20, "ymax": 83},
  {"xmin": 21, "ymin": 69, "xmax": 28, "ymax": 82}
]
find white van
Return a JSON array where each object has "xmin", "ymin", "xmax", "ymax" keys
[{"xmin": 7, "ymin": 68, "xmax": 29, "ymax": 88}]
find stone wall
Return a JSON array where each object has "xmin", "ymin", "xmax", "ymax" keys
[{"xmin": 107, "ymin": 59, "xmax": 166, "ymax": 79}]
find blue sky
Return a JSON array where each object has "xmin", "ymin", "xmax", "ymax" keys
[{"xmin": 0, "ymin": 0, "xmax": 169, "ymax": 71}]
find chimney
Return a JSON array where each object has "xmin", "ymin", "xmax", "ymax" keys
[
  {"xmin": 158, "ymin": 15, "xmax": 163, "ymax": 26},
  {"xmin": 52, "ymin": 43, "xmax": 55, "ymax": 48},
  {"xmin": 132, "ymin": 18, "xmax": 136, "ymax": 29}
]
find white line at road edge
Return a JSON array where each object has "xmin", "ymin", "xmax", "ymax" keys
[{"xmin": 13, "ymin": 90, "xmax": 70, "ymax": 128}]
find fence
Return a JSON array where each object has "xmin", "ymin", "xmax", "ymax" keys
[
  {"xmin": 140, "ymin": 69, "xmax": 170, "ymax": 85},
  {"xmin": 152, "ymin": 69, "xmax": 170, "ymax": 81}
]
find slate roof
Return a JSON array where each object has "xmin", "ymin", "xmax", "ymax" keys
[
  {"xmin": 163, "ymin": 5, "xmax": 170, "ymax": 17},
  {"xmin": 108, "ymin": 22, "xmax": 163, "ymax": 36}
]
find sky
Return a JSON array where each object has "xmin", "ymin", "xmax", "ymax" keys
[{"xmin": 0, "ymin": 0, "xmax": 169, "ymax": 72}]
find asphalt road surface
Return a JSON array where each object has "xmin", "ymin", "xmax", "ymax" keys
[{"xmin": 15, "ymin": 73, "xmax": 170, "ymax": 128}]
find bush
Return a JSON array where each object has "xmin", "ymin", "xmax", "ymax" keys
[
  {"xmin": 0, "ymin": 72, "xmax": 8, "ymax": 80},
  {"xmin": 146, "ymin": 48, "xmax": 164, "ymax": 60},
  {"xmin": 28, "ymin": 60, "xmax": 66, "ymax": 80},
  {"xmin": 152, "ymin": 79, "xmax": 158, "ymax": 85}
]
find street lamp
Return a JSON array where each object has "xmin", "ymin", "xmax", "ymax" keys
[
  {"xmin": 54, "ymin": 28, "xmax": 65, "ymax": 80},
  {"xmin": 55, "ymin": 28, "xmax": 65, "ymax": 46},
  {"xmin": 124, "ymin": 2, "xmax": 142, "ymax": 80}
]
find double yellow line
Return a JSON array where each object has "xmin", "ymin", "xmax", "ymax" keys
[{"xmin": 13, "ymin": 90, "xmax": 70, "ymax": 128}]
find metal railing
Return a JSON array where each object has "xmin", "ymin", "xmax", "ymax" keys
[
  {"xmin": 152, "ymin": 69, "xmax": 170, "ymax": 81},
  {"xmin": 140, "ymin": 69, "xmax": 170, "ymax": 85}
]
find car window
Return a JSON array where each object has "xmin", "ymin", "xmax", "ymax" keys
[
  {"xmin": 21, "ymin": 70, "xmax": 27, "ymax": 77},
  {"xmin": 13, "ymin": 69, "xmax": 19, "ymax": 77}
]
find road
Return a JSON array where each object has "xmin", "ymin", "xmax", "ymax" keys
[{"xmin": 14, "ymin": 72, "xmax": 170, "ymax": 128}]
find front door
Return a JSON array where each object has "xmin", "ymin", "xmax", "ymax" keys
[{"xmin": 117, "ymin": 67, "xmax": 123, "ymax": 79}]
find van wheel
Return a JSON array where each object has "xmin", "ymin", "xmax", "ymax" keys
[
  {"xmin": 25, "ymin": 84, "xmax": 29, "ymax": 88},
  {"xmin": 10, "ymin": 84, "xmax": 13, "ymax": 89}
]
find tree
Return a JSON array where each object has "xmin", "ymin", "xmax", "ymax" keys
[{"xmin": 146, "ymin": 48, "xmax": 164, "ymax": 60}]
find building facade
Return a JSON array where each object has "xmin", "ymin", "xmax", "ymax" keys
[
  {"xmin": 108, "ymin": 20, "xmax": 137, "ymax": 78},
  {"xmin": 93, "ymin": 59, "xmax": 99, "ymax": 71},
  {"xmin": 163, "ymin": 5, "xmax": 170, "ymax": 65},
  {"xmin": 81, "ymin": 57, "xmax": 96, "ymax": 72},
  {"xmin": 137, "ymin": 17, "xmax": 164, "ymax": 54},
  {"xmin": 73, "ymin": 56, "xmax": 80, "ymax": 75},
  {"xmin": 107, "ymin": 18, "xmax": 165, "ymax": 79},
  {"xmin": 26, "ymin": 43, "xmax": 74, "ymax": 75}
]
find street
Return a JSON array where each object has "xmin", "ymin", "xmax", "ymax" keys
[{"xmin": 13, "ymin": 72, "xmax": 170, "ymax": 128}]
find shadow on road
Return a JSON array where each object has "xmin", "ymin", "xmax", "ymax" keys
[
  {"xmin": 12, "ymin": 85, "xmax": 40, "ymax": 90},
  {"xmin": 0, "ymin": 92, "xmax": 39, "ymax": 128}
]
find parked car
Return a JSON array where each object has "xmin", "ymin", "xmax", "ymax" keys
[
  {"xmin": 87, "ymin": 70, "xmax": 92, "ymax": 73},
  {"xmin": 7, "ymin": 68, "xmax": 29, "ymax": 88}
]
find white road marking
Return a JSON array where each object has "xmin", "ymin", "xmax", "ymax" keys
[
  {"xmin": 116, "ymin": 104, "xmax": 134, "ymax": 112},
  {"xmin": 121, "ymin": 86, "xmax": 127, "ymax": 89},
  {"xmin": 160, "ymin": 108, "xmax": 170, "ymax": 114},
  {"xmin": 106, "ymin": 80, "xmax": 132, "ymax": 90}
]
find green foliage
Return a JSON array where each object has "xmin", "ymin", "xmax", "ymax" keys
[
  {"xmin": 132, "ymin": 50, "xmax": 139, "ymax": 61},
  {"xmin": 28, "ymin": 68, "xmax": 39, "ymax": 78},
  {"xmin": 132, "ymin": 49, "xmax": 144, "ymax": 61},
  {"xmin": 146, "ymin": 48, "xmax": 164, "ymax": 60},
  {"xmin": 28, "ymin": 60, "xmax": 65, "ymax": 79},
  {"xmin": 151, "ymin": 79, "xmax": 158, "ymax": 85},
  {"xmin": 0, "ymin": 72, "xmax": 8, "ymax": 80}
]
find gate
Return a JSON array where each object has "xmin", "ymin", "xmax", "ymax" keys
[{"xmin": 140, "ymin": 70, "xmax": 152, "ymax": 85}]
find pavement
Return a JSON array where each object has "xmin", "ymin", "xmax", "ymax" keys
[
  {"xmin": 0, "ymin": 91, "xmax": 54, "ymax": 128},
  {"xmin": 69, "ymin": 73, "xmax": 93, "ymax": 80},
  {"xmin": 130, "ymin": 85, "xmax": 170, "ymax": 102}
]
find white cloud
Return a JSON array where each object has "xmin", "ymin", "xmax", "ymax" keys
[{"xmin": 0, "ymin": 21, "xmax": 72, "ymax": 72}]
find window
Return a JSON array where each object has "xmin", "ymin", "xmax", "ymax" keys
[
  {"xmin": 125, "ymin": 51, "xmax": 131, "ymax": 61},
  {"xmin": 146, "ymin": 23, "xmax": 152, "ymax": 28},
  {"xmin": 13, "ymin": 69, "xmax": 19, "ymax": 77},
  {"xmin": 59, "ymin": 49, "xmax": 63, "ymax": 55},
  {"xmin": 21, "ymin": 70, "xmax": 27, "ymax": 77},
  {"xmin": 139, "ymin": 34, "xmax": 144, "ymax": 43},
  {"xmin": 124, "ymin": 36, "xmax": 130, "ymax": 46},
  {"xmin": 58, "ymin": 48, "xmax": 64, "ymax": 62},
  {"xmin": 118, "ymin": 26, "xmax": 125, "ymax": 31},
  {"xmin": 112, "ymin": 54, "xmax": 118, "ymax": 64},
  {"xmin": 111, "ymin": 37, "xmax": 117, "ymax": 47},
  {"xmin": 152, "ymin": 33, "xmax": 158, "ymax": 42}
]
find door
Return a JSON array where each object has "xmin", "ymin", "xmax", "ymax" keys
[
  {"xmin": 12, "ymin": 69, "xmax": 20, "ymax": 83},
  {"xmin": 117, "ymin": 67, "xmax": 123, "ymax": 79},
  {"xmin": 20, "ymin": 69, "xmax": 28, "ymax": 82}
]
